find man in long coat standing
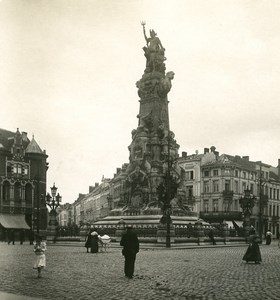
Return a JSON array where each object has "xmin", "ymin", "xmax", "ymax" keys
[{"xmin": 120, "ymin": 225, "xmax": 139, "ymax": 279}]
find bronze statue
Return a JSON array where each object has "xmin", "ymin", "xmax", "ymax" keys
[{"xmin": 141, "ymin": 22, "xmax": 166, "ymax": 72}]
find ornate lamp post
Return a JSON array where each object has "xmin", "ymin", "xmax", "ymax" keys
[
  {"xmin": 45, "ymin": 183, "xmax": 61, "ymax": 241},
  {"xmin": 239, "ymin": 187, "xmax": 255, "ymax": 239}
]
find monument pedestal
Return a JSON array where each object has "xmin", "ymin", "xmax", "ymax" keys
[{"xmin": 157, "ymin": 223, "xmax": 175, "ymax": 244}]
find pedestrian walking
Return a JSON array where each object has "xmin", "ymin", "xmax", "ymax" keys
[
  {"xmin": 120, "ymin": 225, "xmax": 139, "ymax": 279},
  {"xmin": 208, "ymin": 228, "xmax": 216, "ymax": 245},
  {"xmin": 20, "ymin": 230, "xmax": 25, "ymax": 245},
  {"xmin": 90, "ymin": 230, "xmax": 99, "ymax": 253},
  {"xmin": 265, "ymin": 231, "xmax": 272, "ymax": 245},
  {"xmin": 29, "ymin": 230, "xmax": 34, "ymax": 245},
  {"xmin": 242, "ymin": 228, "xmax": 262, "ymax": 264},
  {"xmin": 85, "ymin": 228, "xmax": 93, "ymax": 253},
  {"xmin": 33, "ymin": 235, "xmax": 46, "ymax": 278},
  {"xmin": 8, "ymin": 229, "xmax": 15, "ymax": 245}
]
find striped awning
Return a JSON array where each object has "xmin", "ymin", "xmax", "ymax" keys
[{"xmin": 0, "ymin": 214, "xmax": 30, "ymax": 229}]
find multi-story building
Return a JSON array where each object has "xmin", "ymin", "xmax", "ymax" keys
[
  {"xmin": 198, "ymin": 147, "xmax": 280, "ymax": 238},
  {"xmin": 0, "ymin": 128, "xmax": 48, "ymax": 239}
]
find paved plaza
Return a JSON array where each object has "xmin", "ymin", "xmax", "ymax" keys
[{"xmin": 0, "ymin": 241, "xmax": 280, "ymax": 300}]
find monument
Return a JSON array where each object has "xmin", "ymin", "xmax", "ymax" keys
[{"xmin": 94, "ymin": 24, "xmax": 199, "ymax": 243}]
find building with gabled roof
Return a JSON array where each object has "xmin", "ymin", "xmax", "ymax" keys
[{"xmin": 0, "ymin": 128, "xmax": 48, "ymax": 240}]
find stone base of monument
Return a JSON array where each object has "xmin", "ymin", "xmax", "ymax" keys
[{"xmin": 156, "ymin": 223, "xmax": 175, "ymax": 244}]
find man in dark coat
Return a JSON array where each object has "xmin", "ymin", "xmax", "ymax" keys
[{"xmin": 120, "ymin": 225, "xmax": 139, "ymax": 279}]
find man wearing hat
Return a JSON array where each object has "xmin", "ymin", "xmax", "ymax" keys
[{"xmin": 120, "ymin": 225, "xmax": 139, "ymax": 279}]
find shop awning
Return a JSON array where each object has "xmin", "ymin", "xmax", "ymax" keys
[
  {"xmin": 233, "ymin": 220, "xmax": 243, "ymax": 228},
  {"xmin": 0, "ymin": 214, "xmax": 30, "ymax": 229},
  {"xmin": 224, "ymin": 221, "xmax": 233, "ymax": 228}
]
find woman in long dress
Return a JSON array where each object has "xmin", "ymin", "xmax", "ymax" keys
[
  {"xmin": 90, "ymin": 231, "xmax": 99, "ymax": 253},
  {"xmin": 243, "ymin": 229, "xmax": 262, "ymax": 264},
  {"xmin": 85, "ymin": 229, "xmax": 93, "ymax": 253}
]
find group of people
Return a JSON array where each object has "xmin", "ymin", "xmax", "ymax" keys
[
  {"xmin": 31, "ymin": 224, "xmax": 278, "ymax": 279},
  {"xmin": 85, "ymin": 228, "xmax": 99, "ymax": 253},
  {"xmin": 84, "ymin": 226, "xmax": 139, "ymax": 278}
]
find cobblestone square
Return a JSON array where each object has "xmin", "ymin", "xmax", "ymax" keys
[{"xmin": 0, "ymin": 242, "xmax": 280, "ymax": 300}]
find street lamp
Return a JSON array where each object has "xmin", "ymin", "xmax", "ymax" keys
[
  {"xmin": 239, "ymin": 187, "xmax": 255, "ymax": 239},
  {"xmin": 256, "ymin": 161, "xmax": 268, "ymax": 242},
  {"xmin": 46, "ymin": 183, "xmax": 61, "ymax": 228}
]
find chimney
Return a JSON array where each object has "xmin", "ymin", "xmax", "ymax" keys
[
  {"xmin": 22, "ymin": 132, "xmax": 28, "ymax": 142},
  {"xmin": 89, "ymin": 186, "xmax": 94, "ymax": 193},
  {"xmin": 210, "ymin": 146, "xmax": 216, "ymax": 152},
  {"xmin": 204, "ymin": 148, "xmax": 209, "ymax": 154},
  {"xmin": 214, "ymin": 151, "xmax": 219, "ymax": 157},
  {"xmin": 242, "ymin": 156, "xmax": 249, "ymax": 161},
  {"xmin": 182, "ymin": 151, "xmax": 187, "ymax": 158},
  {"xmin": 117, "ymin": 168, "xmax": 121, "ymax": 174},
  {"xmin": 95, "ymin": 182, "xmax": 99, "ymax": 187}
]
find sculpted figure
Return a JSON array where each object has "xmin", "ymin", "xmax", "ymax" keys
[
  {"xmin": 141, "ymin": 22, "xmax": 166, "ymax": 72},
  {"xmin": 159, "ymin": 71, "xmax": 175, "ymax": 96}
]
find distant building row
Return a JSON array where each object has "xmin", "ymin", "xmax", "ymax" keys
[{"xmin": 58, "ymin": 146, "xmax": 280, "ymax": 238}]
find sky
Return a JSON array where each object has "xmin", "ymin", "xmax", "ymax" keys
[{"xmin": 1, "ymin": 0, "xmax": 280, "ymax": 204}]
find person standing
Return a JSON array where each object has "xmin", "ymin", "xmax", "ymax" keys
[
  {"xmin": 265, "ymin": 231, "xmax": 272, "ymax": 245},
  {"xmin": 242, "ymin": 228, "xmax": 262, "ymax": 264},
  {"xmin": 8, "ymin": 229, "xmax": 15, "ymax": 245},
  {"xmin": 120, "ymin": 225, "xmax": 139, "ymax": 279},
  {"xmin": 208, "ymin": 228, "xmax": 216, "ymax": 245},
  {"xmin": 85, "ymin": 228, "xmax": 93, "ymax": 253},
  {"xmin": 33, "ymin": 235, "xmax": 46, "ymax": 278},
  {"xmin": 90, "ymin": 230, "xmax": 99, "ymax": 253},
  {"xmin": 20, "ymin": 230, "xmax": 25, "ymax": 245}
]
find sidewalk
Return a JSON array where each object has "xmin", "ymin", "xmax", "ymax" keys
[
  {"xmin": 0, "ymin": 292, "xmax": 43, "ymax": 300},
  {"xmin": 47, "ymin": 240, "xmax": 248, "ymax": 249}
]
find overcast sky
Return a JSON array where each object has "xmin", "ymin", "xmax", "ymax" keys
[{"xmin": 1, "ymin": 0, "xmax": 280, "ymax": 204}]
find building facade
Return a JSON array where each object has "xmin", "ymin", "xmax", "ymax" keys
[{"xmin": 0, "ymin": 128, "xmax": 48, "ymax": 238}]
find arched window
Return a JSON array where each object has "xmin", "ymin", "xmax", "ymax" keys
[
  {"xmin": 3, "ymin": 181, "xmax": 10, "ymax": 201},
  {"xmin": 25, "ymin": 183, "xmax": 33, "ymax": 203},
  {"xmin": 14, "ymin": 182, "xmax": 21, "ymax": 202}
]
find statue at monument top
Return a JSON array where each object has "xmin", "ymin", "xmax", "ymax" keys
[
  {"xmin": 141, "ymin": 21, "xmax": 166, "ymax": 73},
  {"xmin": 141, "ymin": 21, "xmax": 165, "ymax": 52}
]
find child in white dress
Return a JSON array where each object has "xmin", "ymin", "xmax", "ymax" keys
[{"xmin": 33, "ymin": 235, "xmax": 46, "ymax": 278}]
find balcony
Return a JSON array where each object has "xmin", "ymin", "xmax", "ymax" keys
[{"xmin": 222, "ymin": 190, "xmax": 234, "ymax": 201}]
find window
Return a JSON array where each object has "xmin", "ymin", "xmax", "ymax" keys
[
  {"xmin": 225, "ymin": 169, "xmax": 230, "ymax": 175},
  {"xmin": 213, "ymin": 180, "xmax": 219, "ymax": 192},
  {"xmin": 25, "ymin": 184, "xmax": 32, "ymax": 203},
  {"xmin": 242, "ymin": 182, "xmax": 246, "ymax": 193},
  {"xmin": 213, "ymin": 200, "xmax": 218, "ymax": 212},
  {"xmin": 235, "ymin": 170, "xmax": 239, "ymax": 177},
  {"xmin": 225, "ymin": 180, "xmax": 230, "ymax": 192},
  {"xmin": 204, "ymin": 181, "xmax": 210, "ymax": 193},
  {"xmin": 234, "ymin": 181, "xmax": 238, "ymax": 193},
  {"xmin": 213, "ymin": 169, "xmax": 218, "ymax": 176},
  {"xmin": 243, "ymin": 172, "xmax": 246, "ymax": 179},
  {"xmin": 186, "ymin": 186, "xmax": 193, "ymax": 197},
  {"xmin": 14, "ymin": 182, "xmax": 21, "ymax": 202},
  {"xmin": 186, "ymin": 171, "xmax": 194, "ymax": 180},
  {"xmin": 250, "ymin": 183, "xmax": 254, "ymax": 194},
  {"xmin": 203, "ymin": 200, "xmax": 209, "ymax": 212},
  {"xmin": 223, "ymin": 202, "xmax": 229, "ymax": 212},
  {"xmin": 204, "ymin": 170, "xmax": 209, "ymax": 177},
  {"xmin": 3, "ymin": 181, "xmax": 10, "ymax": 201}
]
